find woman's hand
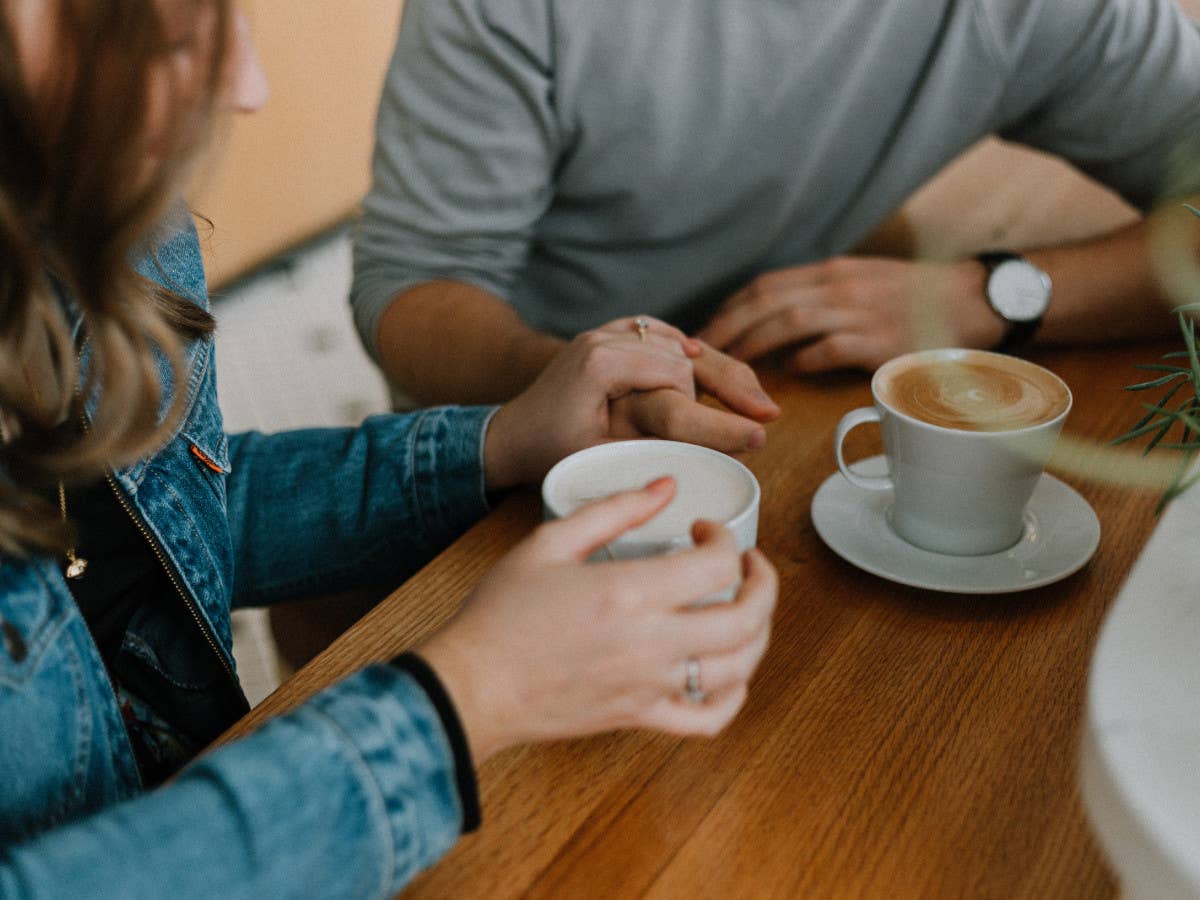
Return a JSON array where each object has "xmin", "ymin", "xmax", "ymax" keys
[
  {"xmin": 484, "ymin": 317, "xmax": 779, "ymax": 490},
  {"xmin": 417, "ymin": 478, "xmax": 778, "ymax": 764},
  {"xmin": 698, "ymin": 256, "xmax": 1000, "ymax": 374}
]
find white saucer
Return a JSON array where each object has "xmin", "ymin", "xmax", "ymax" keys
[{"xmin": 811, "ymin": 456, "xmax": 1100, "ymax": 594}]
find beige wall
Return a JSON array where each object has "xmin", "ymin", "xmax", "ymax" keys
[{"xmin": 190, "ymin": 1, "xmax": 403, "ymax": 288}]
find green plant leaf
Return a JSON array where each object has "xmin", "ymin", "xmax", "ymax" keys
[
  {"xmin": 1132, "ymin": 363, "xmax": 1192, "ymax": 374},
  {"xmin": 1120, "ymin": 380, "xmax": 1188, "ymax": 433},
  {"xmin": 1126, "ymin": 371, "xmax": 1191, "ymax": 391},
  {"xmin": 1112, "ymin": 417, "xmax": 1172, "ymax": 447},
  {"xmin": 1144, "ymin": 422, "xmax": 1176, "ymax": 455},
  {"xmin": 1112, "ymin": 389, "xmax": 1186, "ymax": 444},
  {"xmin": 1118, "ymin": 238, "xmax": 1200, "ymax": 511},
  {"xmin": 1185, "ymin": 312, "xmax": 1200, "ymax": 389}
]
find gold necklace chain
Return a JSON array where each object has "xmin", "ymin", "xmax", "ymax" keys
[
  {"xmin": 57, "ymin": 479, "xmax": 88, "ymax": 579},
  {"xmin": 14, "ymin": 354, "xmax": 89, "ymax": 581}
]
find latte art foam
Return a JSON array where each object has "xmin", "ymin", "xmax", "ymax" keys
[{"xmin": 877, "ymin": 355, "xmax": 1069, "ymax": 432}]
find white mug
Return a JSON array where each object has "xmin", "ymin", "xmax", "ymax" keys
[
  {"xmin": 542, "ymin": 440, "xmax": 760, "ymax": 601},
  {"xmin": 834, "ymin": 349, "xmax": 1072, "ymax": 556}
]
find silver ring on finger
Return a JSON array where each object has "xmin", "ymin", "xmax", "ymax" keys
[
  {"xmin": 635, "ymin": 316, "xmax": 650, "ymax": 342},
  {"xmin": 684, "ymin": 656, "xmax": 706, "ymax": 704}
]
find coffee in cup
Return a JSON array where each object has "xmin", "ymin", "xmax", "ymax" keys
[
  {"xmin": 876, "ymin": 352, "xmax": 1069, "ymax": 432},
  {"xmin": 542, "ymin": 440, "xmax": 760, "ymax": 601},
  {"xmin": 834, "ymin": 349, "xmax": 1071, "ymax": 556}
]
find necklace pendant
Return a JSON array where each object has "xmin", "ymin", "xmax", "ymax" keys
[{"xmin": 65, "ymin": 556, "xmax": 88, "ymax": 580}]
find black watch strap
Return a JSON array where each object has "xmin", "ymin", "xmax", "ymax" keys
[
  {"xmin": 993, "ymin": 317, "xmax": 1040, "ymax": 354},
  {"xmin": 977, "ymin": 250, "xmax": 1019, "ymax": 271},
  {"xmin": 977, "ymin": 251, "xmax": 1044, "ymax": 354}
]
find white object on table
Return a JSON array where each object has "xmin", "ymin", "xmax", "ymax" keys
[{"xmin": 1081, "ymin": 458, "xmax": 1200, "ymax": 900}]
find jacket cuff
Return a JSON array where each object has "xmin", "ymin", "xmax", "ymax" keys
[
  {"xmin": 305, "ymin": 664, "xmax": 477, "ymax": 889},
  {"xmin": 388, "ymin": 652, "xmax": 480, "ymax": 832},
  {"xmin": 408, "ymin": 405, "xmax": 498, "ymax": 543}
]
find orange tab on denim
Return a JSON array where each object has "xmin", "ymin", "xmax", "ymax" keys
[{"xmin": 190, "ymin": 444, "xmax": 224, "ymax": 473}]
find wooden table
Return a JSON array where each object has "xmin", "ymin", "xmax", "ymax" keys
[{"xmin": 225, "ymin": 342, "xmax": 1175, "ymax": 898}]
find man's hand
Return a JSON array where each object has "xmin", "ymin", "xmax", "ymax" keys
[
  {"xmin": 698, "ymin": 256, "xmax": 1001, "ymax": 374},
  {"xmin": 611, "ymin": 341, "xmax": 780, "ymax": 454}
]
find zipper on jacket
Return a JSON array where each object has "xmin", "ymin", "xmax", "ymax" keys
[
  {"xmin": 100, "ymin": 470, "xmax": 238, "ymax": 687},
  {"xmin": 73, "ymin": 342, "xmax": 239, "ymax": 689}
]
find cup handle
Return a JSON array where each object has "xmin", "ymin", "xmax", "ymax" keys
[{"xmin": 834, "ymin": 407, "xmax": 893, "ymax": 491}]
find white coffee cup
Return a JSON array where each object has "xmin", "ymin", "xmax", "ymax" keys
[
  {"xmin": 834, "ymin": 348, "xmax": 1072, "ymax": 556},
  {"xmin": 542, "ymin": 440, "xmax": 760, "ymax": 601}
]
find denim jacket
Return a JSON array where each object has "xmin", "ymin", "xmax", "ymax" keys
[{"xmin": 0, "ymin": 218, "xmax": 494, "ymax": 898}]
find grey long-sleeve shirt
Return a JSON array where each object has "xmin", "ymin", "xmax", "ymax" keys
[{"xmin": 352, "ymin": 0, "xmax": 1200, "ymax": 359}]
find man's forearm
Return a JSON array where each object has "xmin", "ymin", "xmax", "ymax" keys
[
  {"xmin": 1026, "ymin": 198, "xmax": 1200, "ymax": 346},
  {"xmin": 376, "ymin": 280, "xmax": 564, "ymax": 405}
]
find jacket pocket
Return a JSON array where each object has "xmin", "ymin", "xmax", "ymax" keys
[
  {"xmin": 115, "ymin": 604, "xmax": 248, "ymax": 752},
  {"xmin": 0, "ymin": 569, "xmax": 94, "ymax": 842},
  {"xmin": 0, "ymin": 560, "xmax": 69, "ymax": 687}
]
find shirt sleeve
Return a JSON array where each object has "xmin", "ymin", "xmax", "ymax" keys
[
  {"xmin": 0, "ymin": 664, "xmax": 471, "ymax": 900},
  {"xmin": 350, "ymin": 0, "xmax": 560, "ymax": 361},
  {"xmin": 980, "ymin": 0, "xmax": 1200, "ymax": 209}
]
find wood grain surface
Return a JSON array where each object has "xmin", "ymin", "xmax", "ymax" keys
[{"xmin": 222, "ymin": 342, "xmax": 1177, "ymax": 898}]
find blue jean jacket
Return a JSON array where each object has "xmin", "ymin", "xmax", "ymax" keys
[{"xmin": 0, "ymin": 219, "xmax": 494, "ymax": 898}]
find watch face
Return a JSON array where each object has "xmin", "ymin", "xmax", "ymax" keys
[{"xmin": 988, "ymin": 259, "xmax": 1051, "ymax": 322}]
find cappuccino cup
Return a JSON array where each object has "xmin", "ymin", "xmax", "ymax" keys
[
  {"xmin": 834, "ymin": 348, "xmax": 1071, "ymax": 556},
  {"xmin": 542, "ymin": 440, "xmax": 760, "ymax": 601}
]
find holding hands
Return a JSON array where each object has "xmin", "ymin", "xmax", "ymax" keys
[
  {"xmin": 611, "ymin": 337, "xmax": 781, "ymax": 454},
  {"xmin": 699, "ymin": 256, "xmax": 1000, "ymax": 375},
  {"xmin": 419, "ymin": 478, "xmax": 778, "ymax": 762},
  {"xmin": 484, "ymin": 316, "xmax": 780, "ymax": 490}
]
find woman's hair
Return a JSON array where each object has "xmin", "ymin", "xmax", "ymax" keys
[{"xmin": 0, "ymin": 0, "xmax": 229, "ymax": 556}]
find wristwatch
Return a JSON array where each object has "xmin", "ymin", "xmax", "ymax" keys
[{"xmin": 977, "ymin": 251, "xmax": 1052, "ymax": 353}]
